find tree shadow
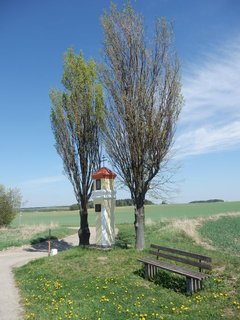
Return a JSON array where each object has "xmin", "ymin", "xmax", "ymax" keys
[
  {"xmin": 114, "ymin": 239, "xmax": 131, "ymax": 249},
  {"xmin": 24, "ymin": 238, "xmax": 74, "ymax": 253},
  {"xmin": 114, "ymin": 229, "xmax": 135, "ymax": 249},
  {"xmin": 30, "ymin": 236, "xmax": 58, "ymax": 245},
  {"xmin": 135, "ymin": 267, "xmax": 186, "ymax": 294}
]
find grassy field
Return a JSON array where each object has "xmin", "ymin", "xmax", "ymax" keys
[
  {"xmin": 12, "ymin": 201, "xmax": 240, "ymax": 227},
  {"xmin": 199, "ymin": 215, "xmax": 240, "ymax": 254},
  {"xmin": 15, "ymin": 215, "xmax": 240, "ymax": 320}
]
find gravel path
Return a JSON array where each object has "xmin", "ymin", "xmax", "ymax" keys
[{"xmin": 0, "ymin": 228, "xmax": 96, "ymax": 320}]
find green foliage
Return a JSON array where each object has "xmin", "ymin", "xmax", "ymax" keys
[
  {"xmin": 50, "ymin": 49, "xmax": 104, "ymax": 143},
  {"xmin": 199, "ymin": 216, "xmax": 240, "ymax": 254},
  {"xmin": 70, "ymin": 202, "xmax": 94, "ymax": 211},
  {"xmin": 69, "ymin": 204, "xmax": 79, "ymax": 211},
  {"xmin": 0, "ymin": 184, "xmax": 21, "ymax": 227},
  {"xmin": 144, "ymin": 199, "xmax": 154, "ymax": 206},
  {"xmin": 116, "ymin": 198, "xmax": 134, "ymax": 207},
  {"xmin": 15, "ymin": 223, "xmax": 240, "ymax": 319}
]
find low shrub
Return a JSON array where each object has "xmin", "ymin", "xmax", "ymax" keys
[{"xmin": 0, "ymin": 184, "xmax": 21, "ymax": 227}]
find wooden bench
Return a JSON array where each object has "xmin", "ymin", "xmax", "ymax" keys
[{"xmin": 138, "ymin": 244, "xmax": 212, "ymax": 294}]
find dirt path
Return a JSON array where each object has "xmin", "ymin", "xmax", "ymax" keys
[{"xmin": 0, "ymin": 228, "xmax": 96, "ymax": 320}]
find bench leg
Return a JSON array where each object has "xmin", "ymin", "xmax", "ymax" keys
[
  {"xmin": 145, "ymin": 264, "xmax": 153, "ymax": 279},
  {"xmin": 144, "ymin": 264, "xmax": 148, "ymax": 279},
  {"xmin": 149, "ymin": 265, "xmax": 155, "ymax": 280},
  {"xmin": 153, "ymin": 265, "xmax": 157, "ymax": 277},
  {"xmin": 197, "ymin": 280, "xmax": 202, "ymax": 290},
  {"xmin": 152, "ymin": 265, "xmax": 157, "ymax": 278},
  {"xmin": 186, "ymin": 277, "xmax": 194, "ymax": 294},
  {"xmin": 195, "ymin": 279, "xmax": 200, "ymax": 292},
  {"xmin": 148, "ymin": 264, "xmax": 151, "ymax": 279},
  {"xmin": 143, "ymin": 264, "xmax": 157, "ymax": 281},
  {"xmin": 187, "ymin": 278, "xmax": 202, "ymax": 294}
]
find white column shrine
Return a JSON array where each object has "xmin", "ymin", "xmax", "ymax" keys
[{"xmin": 92, "ymin": 167, "xmax": 116, "ymax": 247}]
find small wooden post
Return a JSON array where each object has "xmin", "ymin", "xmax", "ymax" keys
[{"xmin": 48, "ymin": 229, "xmax": 51, "ymax": 256}]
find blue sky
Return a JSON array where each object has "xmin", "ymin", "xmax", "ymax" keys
[{"xmin": 0, "ymin": 0, "xmax": 240, "ymax": 207}]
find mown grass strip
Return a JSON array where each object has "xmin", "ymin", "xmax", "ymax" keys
[{"xmin": 0, "ymin": 226, "xmax": 76, "ymax": 251}]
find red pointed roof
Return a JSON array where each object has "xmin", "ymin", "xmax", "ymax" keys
[{"xmin": 92, "ymin": 167, "xmax": 117, "ymax": 179}]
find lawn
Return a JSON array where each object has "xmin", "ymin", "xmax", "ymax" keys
[
  {"xmin": 15, "ymin": 215, "xmax": 240, "ymax": 320},
  {"xmin": 12, "ymin": 201, "xmax": 240, "ymax": 227},
  {"xmin": 199, "ymin": 215, "xmax": 240, "ymax": 254}
]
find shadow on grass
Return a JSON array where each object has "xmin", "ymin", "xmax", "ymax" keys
[
  {"xmin": 135, "ymin": 268, "xmax": 186, "ymax": 294},
  {"xmin": 24, "ymin": 238, "xmax": 74, "ymax": 253},
  {"xmin": 115, "ymin": 239, "xmax": 132, "ymax": 249},
  {"xmin": 30, "ymin": 236, "xmax": 58, "ymax": 245},
  {"xmin": 114, "ymin": 228, "xmax": 135, "ymax": 249}
]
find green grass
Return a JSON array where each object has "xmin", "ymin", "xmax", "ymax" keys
[
  {"xmin": 15, "ymin": 221, "xmax": 240, "ymax": 320},
  {"xmin": 0, "ymin": 226, "xmax": 76, "ymax": 251},
  {"xmin": 12, "ymin": 201, "xmax": 240, "ymax": 227},
  {"xmin": 199, "ymin": 216, "xmax": 240, "ymax": 254}
]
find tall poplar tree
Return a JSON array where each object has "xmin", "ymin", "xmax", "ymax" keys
[
  {"xmin": 50, "ymin": 49, "xmax": 104, "ymax": 245},
  {"xmin": 100, "ymin": 4, "xmax": 183, "ymax": 250}
]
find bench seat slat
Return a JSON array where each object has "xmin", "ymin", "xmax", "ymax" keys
[
  {"xmin": 138, "ymin": 258, "xmax": 209, "ymax": 280},
  {"xmin": 149, "ymin": 250, "xmax": 212, "ymax": 270},
  {"xmin": 150, "ymin": 244, "xmax": 212, "ymax": 262}
]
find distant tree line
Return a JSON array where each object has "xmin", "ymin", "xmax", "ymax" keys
[
  {"xmin": 69, "ymin": 199, "xmax": 154, "ymax": 211},
  {"xmin": 69, "ymin": 203, "xmax": 92, "ymax": 211},
  {"xmin": 21, "ymin": 206, "xmax": 69, "ymax": 213},
  {"xmin": 189, "ymin": 199, "xmax": 224, "ymax": 204},
  {"xmin": 116, "ymin": 199, "xmax": 154, "ymax": 207}
]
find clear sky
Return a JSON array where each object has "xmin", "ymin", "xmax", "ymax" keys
[{"xmin": 0, "ymin": 0, "xmax": 240, "ymax": 207}]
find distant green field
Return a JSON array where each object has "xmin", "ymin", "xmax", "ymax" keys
[{"xmin": 12, "ymin": 201, "xmax": 240, "ymax": 227}]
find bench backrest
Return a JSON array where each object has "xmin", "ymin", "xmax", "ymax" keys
[{"xmin": 150, "ymin": 244, "xmax": 212, "ymax": 271}]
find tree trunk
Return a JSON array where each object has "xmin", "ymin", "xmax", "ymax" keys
[
  {"xmin": 78, "ymin": 201, "xmax": 90, "ymax": 246},
  {"xmin": 134, "ymin": 205, "xmax": 145, "ymax": 250}
]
